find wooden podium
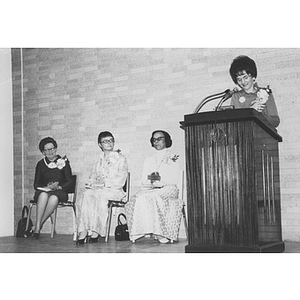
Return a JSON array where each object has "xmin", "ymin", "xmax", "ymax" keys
[{"xmin": 180, "ymin": 108, "xmax": 284, "ymax": 252}]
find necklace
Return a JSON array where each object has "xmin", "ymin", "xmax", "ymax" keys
[{"xmin": 44, "ymin": 157, "xmax": 58, "ymax": 169}]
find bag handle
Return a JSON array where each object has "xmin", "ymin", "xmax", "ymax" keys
[
  {"xmin": 22, "ymin": 206, "xmax": 29, "ymax": 218},
  {"xmin": 117, "ymin": 213, "xmax": 127, "ymax": 225}
]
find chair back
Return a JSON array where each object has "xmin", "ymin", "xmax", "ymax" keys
[
  {"xmin": 67, "ymin": 175, "xmax": 77, "ymax": 204},
  {"xmin": 122, "ymin": 172, "xmax": 130, "ymax": 203}
]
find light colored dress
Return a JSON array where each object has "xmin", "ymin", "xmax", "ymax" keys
[
  {"xmin": 126, "ymin": 148, "xmax": 183, "ymax": 242},
  {"xmin": 76, "ymin": 150, "xmax": 128, "ymax": 237}
]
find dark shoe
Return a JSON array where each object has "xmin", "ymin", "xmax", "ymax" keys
[
  {"xmin": 76, "ymin": 234, "xmax": 88, "ymax": 245},
  {"xmin": 25, "ymin": 228, "xmax": 34, "ymax": 237},
  {"xmin": 89, "ymin": 236, "xmax": 100, "ymax": 243},
  {"xmin": 76, "ymin": 238, "xmax": 85, "ymax": 245},
  {"xmin": 32, "ymin": 232, "xmax": 40, "ymax": 240}
]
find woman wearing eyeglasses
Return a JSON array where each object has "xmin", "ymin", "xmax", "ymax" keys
[
  {"xmin": 31, "ymin": 137, "xmax": 73, "ymax": 239},
  {"xmin": 126, "ymin": 130, "xmax": 183, "ymax": 244},
  {"xmin": 76, "ymin": 131, "xmax": 128, "ymax": 244},
  {"xmin": 229, "ymin": 55, "xmax": 280, "ymax": 128}
]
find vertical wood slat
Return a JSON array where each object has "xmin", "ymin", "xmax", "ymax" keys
[
  {"xmin": 260, "ymin": 150, "xmax": 278, "ymax": 225},
  {"xmin": 271, "ymin": 156, "xmax": 276, "ymax": 223},
  {"xmin": 255, "ymin": 129, "xmax": 282, "ymax": 243}
]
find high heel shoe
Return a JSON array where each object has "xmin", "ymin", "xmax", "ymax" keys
[
  {"xmin": 32, "ymin": 232, "xmax": 40, "ymax": 240},
  {"xmin": 131, "ymin": 234, "xmax": 145, "ymax": 243},
  {"xmin": 158, "ymin": 237, "xmax": 170, "ymax": 244},
  {"xmin": 76, "ymin": 234, "xmax": 88, "ymax": 245},
  {"xmin": 25, "ymin": 227, "xmax": 34, "ymax": 237},
  {"xmin": 76, "ymin": 238, "xmax": 85, "ymax": 245},
  {"xmin": 89, "ymin": 235, "xmax": 100, "ymax": 243}
]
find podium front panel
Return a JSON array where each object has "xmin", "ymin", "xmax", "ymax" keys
[{"xmin": 183, "ymin": 113, "xmax": 283, "ymax": 252}]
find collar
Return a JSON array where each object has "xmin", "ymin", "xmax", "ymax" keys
[
  {"xmin": 44, "ymin": 155, "xmax": 60, "ymax": 163},
  {"xmin": 155, "ymin": 148, "xmax": 167, "ymax": 160}
]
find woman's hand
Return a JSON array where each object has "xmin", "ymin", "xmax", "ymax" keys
[
  {"xmin": 85, "ymin": 182, "xmax": 104, "ymax": 189},
  {"xmin": 251, "ymin": 101, "xmax": 266, "ymax": 112},
  {"xmin": 85, "ymin": 174, "xmax": 105, "ymax": 189},
  {"xmin": 148, "ymin": 172, "xmax": 161, "ymax": 183},
  {"xmin": 47, "ymin": 181, "xmax": 60, "ymax": 190}
]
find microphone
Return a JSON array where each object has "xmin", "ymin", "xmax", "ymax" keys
[
  {"xmin": 215, "ymin": 88, "xmax": 237, "ymax": 111},
  {"xmin": 194, "ymin": 89, "xmax": 230, "ymax": 113}
]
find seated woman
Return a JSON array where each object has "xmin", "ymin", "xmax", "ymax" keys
[
  {"xmin": 76, "ymin": 131, "xmax": 128, "ymax": 244},
  {"xmin": 32, "ymin": 137, "xmax": 73, "ymax": 240},
  {"xmin": 126, "ymin": 130, "xmax": 183, "ymax": 244},
  {"xmin": 229, "ymin": 55, "xmax": 280, "ymax": 128}
]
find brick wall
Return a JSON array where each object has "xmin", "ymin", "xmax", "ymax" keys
[{"xmin": 12, "ymin": 48, "xmax": 300, "ymax": 241}]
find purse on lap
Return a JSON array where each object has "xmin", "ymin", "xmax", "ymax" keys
[{"xmin": 114, "ymin": 213, "xmax": 130, "ymax": 241}]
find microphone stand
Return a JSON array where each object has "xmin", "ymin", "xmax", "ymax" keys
[
  {"xmin": 215, "ymin": 89, "xmax": 235, "ymax": 111},
  {"xmin": 194, "ymin": 89, "xmax": 230, "ymax": 113}
]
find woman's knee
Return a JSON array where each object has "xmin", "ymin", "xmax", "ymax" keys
[
  {"xmin": 48, "ymin": 195, "xmax": 59, "ymax": 205},
  {"xmin": 37, "ymin": 192, "xmax": 49, "ymax": 203}
]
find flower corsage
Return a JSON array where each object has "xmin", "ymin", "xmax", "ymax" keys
[
  {"xmin": 161, "ymin": 153, "xmax": 179, "ymax": 165},
  {"xmin": 171, "ymin": 154, "xmax": 179, "ymax": 162},
  {"xmin": 256, "ymin": 86, "xmax": 271, "ymax": 104},
  {"xmin": 45, "ymin": 156, "xmax": 68, "ymax": 170}
]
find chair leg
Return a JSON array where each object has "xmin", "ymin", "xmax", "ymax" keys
[
  {"xmin": 182, "ymin": 205, "xmax": 188, "ymax": 239},
  {"xmin": 72, "ymin": 205, "xmax": 77, "ymax": 242},
  {"xmin": 51, "ymin": 208, "xmax": 58, "ymax": 238},
  {"xmin": 72, "ymin": 205, "xmax": 77, "ymax": 218},
  {"xmin": 25, "ymin": 204, "xmax": 34, "ymax": 232},
  {"xmin": 105, "ymin": 203, "xmax": 113, "ymax": 243}
]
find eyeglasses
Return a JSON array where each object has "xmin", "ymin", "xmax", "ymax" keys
[
  {"xmin": 152, "ymin": 137, "xmax": 165, "ymax": 143},
  {"xmin": 44, "ymin": 147, "xmax": 56, "ymax": 153},
  {"xmin": 101, "ymin": 139, "xmax": 115, "ymax": 144}
]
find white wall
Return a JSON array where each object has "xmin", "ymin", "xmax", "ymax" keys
[{"xmin": 0, "ymin": 48, "xmax": 14, "ymax": 236}]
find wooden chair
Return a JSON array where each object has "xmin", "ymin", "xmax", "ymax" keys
[
  {"xmin": 25, "ymin": 174, "xmax": 78, "ymax": 240},
  {"xmin": 105, "ymin": 172, "xmax": 130, "ymax": 243}
]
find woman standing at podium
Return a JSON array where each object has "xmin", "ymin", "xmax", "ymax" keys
[{"xmin": 229, "ymin": 55, "xmax": 280, "ymax": 127}]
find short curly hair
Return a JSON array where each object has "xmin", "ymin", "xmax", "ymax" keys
[
  {"xmin": 150, "ymin": 130, "xmax": 172, "ymax": 148},
  {"xmin": 38, "ymin": 137, "xmax": 58, "ymax": 153},
  {"xmin": 98, "ymin": 131, "xmax": 114, "ymax": 144},
  {"xmin": 229, "ymin": 55, "xmax": 257, "ymax": 84}
]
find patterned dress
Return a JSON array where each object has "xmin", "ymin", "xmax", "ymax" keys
[
  {"xmin": 76, "ymin": 151, "xmax": 128, "ymax": 237},
  {"xmin": 126, "ymin": 148, "xmax": 183, "ymax": 242}
]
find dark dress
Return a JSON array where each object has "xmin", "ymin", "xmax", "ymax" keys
[{"xmin": 33, "ymin": 155, "xmax": 73, "ymax": 202}]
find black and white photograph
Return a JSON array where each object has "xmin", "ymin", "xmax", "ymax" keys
[{"xmin": 1, "ymin": 1, "xmax": 299, "ymax": 299}]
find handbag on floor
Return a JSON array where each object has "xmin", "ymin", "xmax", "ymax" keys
[
  {"xmin": 16, "ymin": 206, "xmax": 33, "ymax": 238},
  {"xmin": 115, "ymin": 213, "xmax": 130, "ymax": 241}
]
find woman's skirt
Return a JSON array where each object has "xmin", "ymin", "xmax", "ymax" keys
[
  {"xmin": 34, "ymin": 190, "xmax": 68, "ymax": 203},
  {"xmin": 125, "ymin": 185, "xmax": 183, "ymax": 241},
  {"xmin": 76, "ymin": 187, "xmax": 125, "ymax": 237}
]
